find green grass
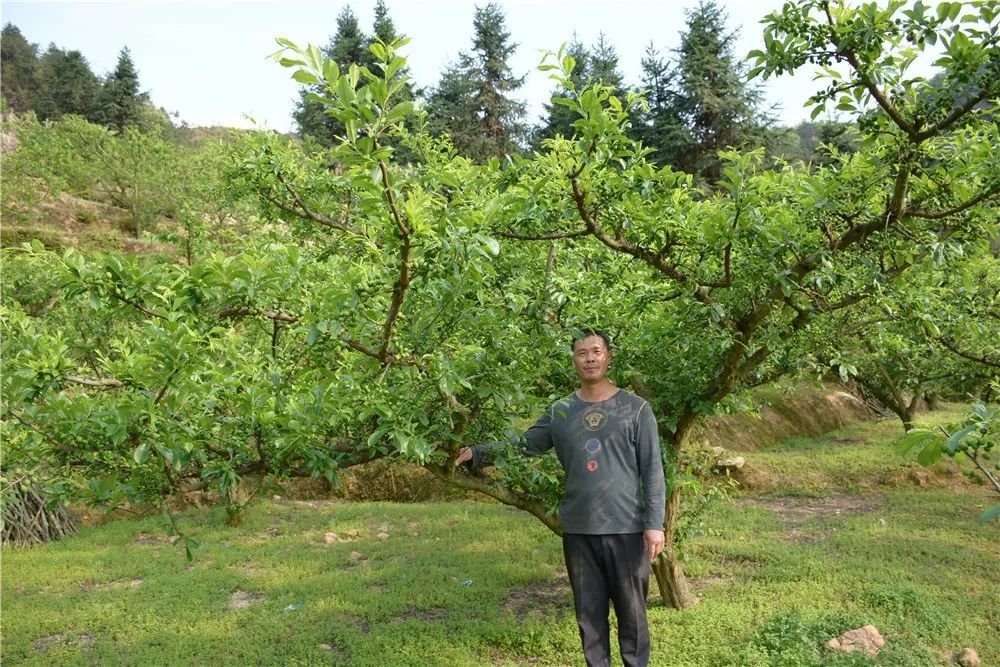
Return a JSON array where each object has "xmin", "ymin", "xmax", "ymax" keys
[
  {"xmin": 4, "ymin": 409, "xmax": 999, "ymax": 666},
  {"xmin": 745, "ymin": 405, "xmax": 979, "ymax": 495}
]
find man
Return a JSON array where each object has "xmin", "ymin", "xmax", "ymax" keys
[{"xmin": 456, "ymin": 329, "xmax": 666, "ymax": 667}]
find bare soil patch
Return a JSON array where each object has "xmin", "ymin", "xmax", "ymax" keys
[
  {"xmin": 134, "ymin": 532, "xmax": 172, "ymax": 545},
  {"xmin": 501, "ymin": 578, "xmax": 572, "ymax": 621},
  {"xmin": 389, "ymin": 607, "xmax": 447, "ymax": 623},
  {"xmin": 740, "ymin": 492, "xmax": 883, "ymax": 525},
  {"xmin": 740, "ymin": 492, "xmax": 884, "ymax": 543},
  {"xmin": 82, "ymin": 578, "xmax": 143, "ymax": 592},
  {"xmin": 228, "ymin": 588, "xmax": 265, "ymax": 610},
  {"xmin": 32, "ymin": 632, "xmax": 94, "ymax": 652},
  {"xmin": 489, "ymin": 647, "xmax": 552, "ymax": 665}
]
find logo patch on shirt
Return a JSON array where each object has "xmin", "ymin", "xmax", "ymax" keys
[
  {"xmin": 585, "ymin": 438, "xmax": 601, "ymax": 454},
  {"xmin": 582, "ymin": 409, "xmax": 607, "ymax": 431},
  {"xmin": 587, "ymin": 460, "xmax": 599, "ymax": 472}
]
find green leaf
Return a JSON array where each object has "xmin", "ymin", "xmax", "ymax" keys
[
  {"xmin": 337, "ymin": 75, "xmax": 355, "ymax": 103},
  {"xmin": 292, "ymin": 70, "xmax": 319, "ymax": 85},
  {"xmin": 917, "ymin": 439, "xmax": 944, "ymax": 466},
  {"xmin": 323, "ymin": 60, "xmax": 340, "ymax": 85},
  {"xmin": 369, "ymin": 42, "xmax": 387, "ymax": 61},
  {"xmin": 385, "ymin": 101, "xmax": 413, "ymax": 123},
  {"xmin": 944, "ymin": 424, "xmax": 977, "ymax": 454},
  {"xmin": 484, "ymin": 237, "xmax": 500, "ymax": 257},
  {"xmin": 133, "ymin": 442, "xmax": 150, "ymax": 465},
  {"xmin": 896, "ymin": 429, "xmax": 937, "ymax": 455}
]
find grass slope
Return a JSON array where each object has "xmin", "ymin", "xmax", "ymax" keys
[{"xmin": 3, "ymin": 409, "xmax": 998, "ymax": 666}]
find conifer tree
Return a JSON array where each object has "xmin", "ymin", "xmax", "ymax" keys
[
  {"xmin": 371, "ymin": 0, "xmax": 397, "ymax": 48},
  {"xmin": 668, "ymin": 0, "xmax": 769, "ymax": 181},
  {"xmin": 631, "ymin": 43, "xmax": 688, "ymax": 167},
  {"xmin": 533, "ymin": 33, "xmax": 626, "ymax": 146},
  {"xmin": 33, "ymin": 46, "xmax": 101, "ymax": 121},
  {"xmin": 532, "ymin": 37, "xmax": 590, "ymax": 146},
  {"xmin": 1, "ymin": 23, "xmax": 39, "ymax": 114},
  {"xmin": 294, "ymin": 6, "xmax": 368, "ymax": 146},
  {"xmin": 588, "ymin": 32, "xmax": 625, "ymax": 95},
  {"xmin": 426, "ymin": 3, "xmax": 526, "ymax": 161},
  {"xmin": 98, "ymin": 47, "xmax": 146, "ymax": 133}
]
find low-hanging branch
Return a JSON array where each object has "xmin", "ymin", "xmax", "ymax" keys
[
  {"xmin": 426, "ymin": 463, "xmax": 562, "ymax": 534},
  {"xmin": 217, "ymin": 306, "xmax": 300, "ymax": 323},
  {"xmin": 936, "ymin": 336, "xmax": 1000, "ymax": 369},
  {"xmin": 107, "ymin": 289, "xmax": 168, "ymax": 321}
]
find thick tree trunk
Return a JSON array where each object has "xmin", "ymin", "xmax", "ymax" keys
[
  {"xmin": 651, "ymin": 485, "xmax": 695, "ymax": 608},
  {"xmin": 651, "ymin": 407, "xmax": 699, "ymax": 609},
  {"xmin": 895, "ymin": 394, "xmax": 921, "ymax": 432}
]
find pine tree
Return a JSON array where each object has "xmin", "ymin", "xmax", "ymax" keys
[
  {"xmin": 668, "ymin": 0, "xmax": 770, "ymax": 181},
  {"xmin": 532, "ymin": 37, "xmax": 590, "ymax": 145},
  {"xmin": 631, "ymin": 43, "xmax": 688, "ymax": 167},
  {"xmin": 589, "ymin": 33, "xmax": 624, "ymax": 95},
  {"xmin": 294, "ymin": 6, "xmax": 369, "ymax": 146},
  {"xmin": 98, "ymin": 47, "xmax": 146, "ymax": 133},
  {"xmin": 533, "ymin": 33, "xmax": 626, "ymax": 146},
  {"xmin": 1, "ymin": 23, "xmax": 40, "ymax": 114},
  {"xmin": 33, "ymin": 46, "xmax": 101, "ymax": 121},
  {"xmin": 426, "ymin": 3, "xmax": 525, "ymax": 162},
  {"xmin": 371, "ymin": 0, "xmax": 396, "ymax": 48},
  {"xmin": 368, "ymin": 0, "xmax": 415, "ymax": 103}
]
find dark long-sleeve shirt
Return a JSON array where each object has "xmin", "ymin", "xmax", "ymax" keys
[{"xmin": 471, "ymin": 389, "xmax": 666, "ymax": 534}]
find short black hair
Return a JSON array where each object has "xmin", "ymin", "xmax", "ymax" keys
[{"xmin": 571, "ymin": 328, "xmax": 612, "ymax": 352}]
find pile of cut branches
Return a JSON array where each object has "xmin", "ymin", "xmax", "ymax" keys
[{"xmin": 1, "ymin": 476, "xmax": 75, "ymax": 547}]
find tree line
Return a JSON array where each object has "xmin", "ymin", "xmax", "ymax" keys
[
  {"xmin": 0, "ymin": 24, "xmax": 163, "ymax": 134},
  {"xmin": 295, "ymin": 1, "xmax": 858, "ymax": 182},
  {"xmin": 1, "ymin": 1, "xmax": 855, "ymax": 179}
]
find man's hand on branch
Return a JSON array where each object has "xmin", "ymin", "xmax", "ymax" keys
[
  {"xmin": 455, "ymin": 447, "xmax": 473, "ymax": 466},
  {"xmin": 643, "ymin": 529, "xmax": 665, "ymax": 562}
]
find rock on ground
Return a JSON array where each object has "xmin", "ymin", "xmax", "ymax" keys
[
  {"xmin": 826, "ymin": 625, "xmax": 885, "ymax": 656},
  {"xmin": 956, "ymin": 647, "xmax": 981, "ymax": 667}
]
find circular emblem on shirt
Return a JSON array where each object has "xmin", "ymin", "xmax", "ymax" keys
[
  {"xmin": 585, "ymin": 439, "xmax": 601, "ymax": 454},
  {"xmin": 587, "ymin": 460, "xmax": 599, "ymax": 472},
  {"xmin": 582, "ymin": 409, "xmax": 607, "ymax": 431}
]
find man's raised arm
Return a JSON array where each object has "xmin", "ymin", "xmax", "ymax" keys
[{"xmin": 455, "ymin": 406, "xmax": 555, "ymax": 469}]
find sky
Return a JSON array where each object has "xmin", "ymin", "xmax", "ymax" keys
[{"xmin": 2, "ymin": 0, "xmax": 876, "ymax": 132}]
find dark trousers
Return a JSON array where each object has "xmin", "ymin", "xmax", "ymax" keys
[{"xmin": 562, "ymin": 533, "xmax": 651, "ymax": 667}]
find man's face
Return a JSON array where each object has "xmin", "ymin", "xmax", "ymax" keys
[{"xmin": 572, "ymin": 335, "xmax": 611, "ymax": 383}]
